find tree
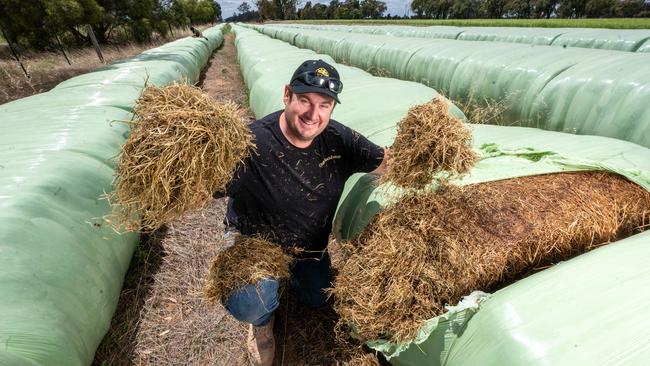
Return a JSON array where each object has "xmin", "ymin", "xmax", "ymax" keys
[
  {"xmin": 482, "ymin": 0, "xmax": 507, "ymax": 17},
  {"xmin": 360, "ymin": 0, "xmax": 386, "ymax": 18},
  {"xmin": 450, "ymin": 0, "xmax": 483, "ymax": 18},
  {"xmin": 557, "ymin": 0, "xmax": 586, "ymax": 17},
  {"xmin": 585, "ymin": 0, "xmax": 614, "ymax": 17},
  {"xmin": 504, "ymin": 0, "xmax": 533, "ymax": 18},
  {"xmin": 299, "ymin": 1, "xmax": 313, "ymax": 18},
  {"xmin": 237, "ymin": 1, "xmax": 251, "ymax": 14},
  {"xmin": 327, "ymin": 0, "xmax": 340, "ymax": 18},
  {"xmin": 613, "ymin": 0, "xmax": 645, "ymax": 17},
  {"xmin": 312, "ymin": 3, "xmax": 328, "ymax": 18},
  {"xmin": 532, "ymin": 0, "xmax": 558, "ymax": 18},
  {"xmin": 211, "ymin": 0, "xmax": 222, "ymax": 21}
]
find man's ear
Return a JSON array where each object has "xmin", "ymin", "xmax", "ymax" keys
[{"xmin": 282, "ymin": 85, "xmax": 291, "ymax": 106}]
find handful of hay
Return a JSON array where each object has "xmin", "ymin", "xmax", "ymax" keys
[
  {"xmin": 382, "ymin": 97, "xmax": 478, "ymax": 189},
  {"xmin": 331, "ymin": 172, "xmax": 650, "ymax": 343},
  {"xmin": 109, "ymin": 83, "xmax": 253, "ymax": 232},
  {"xmin": 203, "ymin": 235, "xmax": 292, "ymax": 304}
]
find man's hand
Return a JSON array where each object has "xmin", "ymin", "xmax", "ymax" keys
[{"xmin": 370, "ymin": 147, "xmax": 390, "ymax": 175}]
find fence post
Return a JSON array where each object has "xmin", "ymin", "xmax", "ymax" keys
[
  {"xmin": 85, "ymin": 24, "xmax": 105, "ymax": 64},
  {"xmin": 55, "ymin": 34, "xmax": 71, "ymax": 65},
  {"xmin": 1, "ymin": 27, "xmax": 30, "ymax": 79}
]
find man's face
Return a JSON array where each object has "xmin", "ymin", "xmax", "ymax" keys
[{"xmin": 281, "ymin": 85, "xmax": 335, "ymax": 145}]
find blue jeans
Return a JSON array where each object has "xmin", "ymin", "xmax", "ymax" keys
[{"xmin": 225, "ymin": 252, "xmax": 332, "ymax": 326}]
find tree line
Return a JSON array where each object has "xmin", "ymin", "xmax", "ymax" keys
[
  {"xmin": 0, "ymin": 0, "xmax": 222, "ymax": 50},
  {"xmin": 226, "ymin": 0, "xmax": 649, "ymax": 20},
  {"xmin": 410, "ymin": 0, "xmax": 650, "ymax": 19},
  {"xmin": 226, "ymin": 0, "xmax": 388, "ymax": 21}
]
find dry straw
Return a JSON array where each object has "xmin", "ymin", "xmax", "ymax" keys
[
  {"xmin": 382, "ymin": 97, "xmax": 478, "ymax": 189},
  {"xmin": 203, "ymin": 235, "xmax": 292, "ymax": 304},
  {"xmin": 109, "ymin": 83, "xmax": 253, "ymax": 232},
  {"xmin": 331, "ymin": 172, "xmax": 650, "ymax": 343}
]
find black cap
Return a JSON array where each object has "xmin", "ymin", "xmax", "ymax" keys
[{"xmin": 289, "ymin": 59, "xmax": 341, "ymax": 104}]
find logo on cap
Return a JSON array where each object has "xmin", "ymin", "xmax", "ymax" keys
[{"xmin": 315, "ymin": 67, "xmax": 330, "ymax": 77}]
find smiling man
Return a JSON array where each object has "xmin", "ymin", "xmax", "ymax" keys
[{"xmin": 217, "ymin": 60, "xmax": 387, "ymax": 365}]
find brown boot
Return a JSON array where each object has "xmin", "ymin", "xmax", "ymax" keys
[{"xmin": 247, "ymin": 316, "xmax": 275, "ymax": 366}]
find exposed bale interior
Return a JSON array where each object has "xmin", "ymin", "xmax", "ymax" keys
[
  {"xmin": 331, "ymin": 171, "xmax": 650, "ymax": 343},
  {"xmin": 382, "ymin": 97, "xmax": 478, "ymax": 189},
  {"xmin": 204, "ymin": 235, "xmax": 292, "ymax": 304},
  {"xmin": 109, "ymin": 83, "xmax": 253, "ymax": 232}
]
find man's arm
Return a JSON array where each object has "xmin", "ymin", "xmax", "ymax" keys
[{"xmin": 370, "ymin": 147, "xmax": 390, "ymax": 175}]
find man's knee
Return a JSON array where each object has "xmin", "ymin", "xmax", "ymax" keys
[{"xmin": 225, "ymin": 278, "xmax": 280, "ymax": 326}]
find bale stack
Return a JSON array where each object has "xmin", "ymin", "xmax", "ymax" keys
[
  {"xmin": 331, "ymin": 171, "xmax": 650, "ymax": 343},
  {"xmin": 204, "ymin": 235, "xmax": 292, "ymax": 304},
  {"xmin": 108, "ymin": 83, "xmax": 253, "ymax": 232}
]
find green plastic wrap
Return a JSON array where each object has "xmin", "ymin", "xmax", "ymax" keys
[
  {"xmin": 267, "ymin": 23, "xmax": 650, "ymax": 52},
  {"xmin": 233, "ymin": 24, "xmax": 650, "ymax": 365},
  {"xmin": 0, "ymin": 25, "xmax": 224, "ymax": 366},
  {"xmin": 243, "ymin": 24, "xmax": 650, "ymax": 148},
  {"xmin": 456, "ymin": 26, "xmax": 569, "ymax": 45},
  {"xmin": 638, "ymin": 38, "xmax": 650, "ymax": 52},
  {"xmin": 551, "ymin": 28, "xmax": 650, "ymax": 52}
]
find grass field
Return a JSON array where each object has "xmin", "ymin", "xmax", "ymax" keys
[{"xmin": 278, "ymin": 18, "xmax": 650, "ymax": 29}]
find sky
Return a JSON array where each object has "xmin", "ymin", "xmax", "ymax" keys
[{"xmin": 220, "ymin": 0, "xmax": 412, "ymax": 20}]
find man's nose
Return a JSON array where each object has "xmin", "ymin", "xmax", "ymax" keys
[{"xmin": 304, "ymin": 104, "xmax": 318, "ymax": 121}]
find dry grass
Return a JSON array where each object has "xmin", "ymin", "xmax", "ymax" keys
[
  {"xmin": 109, "ymin": 83, "xmax": 253, "ymax": 232},
  {"xmin": 204, "ymin": 235, "xmax": 292, "ymax": 304},
  {"xmin": 451, "ymin": 89, "xmax": 518, "ymax": 125},
  {"xmin": 0, "ymin": 29, "xmax": 195, "ymax": 105},
  {"xmin": 382, "ymin": 97, "xmax": 478, "ymax": 189},
  {"xmin": 271, "ymin": 289, "xmax": 383, "ymax": 366},
  {"xmin": 331, "ymin": 171, "xmax": 650, "ymax": 343}
]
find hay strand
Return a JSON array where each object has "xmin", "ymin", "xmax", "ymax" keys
[
  {"xmin": 204, "ymin": 235, "xmax": 292, "ymax": 304},
  {"xmin": 109, "ymin": 83, "xmax": 253, "ymax": 232},
  {"xmin": 382, "ymin": 97, "xmax": 478, "ymax": 189},
  {"xmin": 331, "ymin": 172, "xmax": 650, "ymax": 343}
]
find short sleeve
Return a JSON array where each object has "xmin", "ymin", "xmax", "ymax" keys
[{"xmin": 340, "ymin": 125, "xmax": 385, "ymax": 174}]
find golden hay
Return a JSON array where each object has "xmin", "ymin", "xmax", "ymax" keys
[
  {"xmin": 109, "ymin": 83, "xmax": 253, "ymax": 232},
  {"xmin": 331, "ymin": 172, "xmax": 650, "ymax": 343},
  {"xmin": 204, "ymin": 235, "xmax": 292, "ymax": 304},
  {"xmin": 382, "ymin": 97, "xmax": 478, "ymax": 189},
  {"xmin": 330, "ymin": 335, "xmax": 381, "ymax": 366}
]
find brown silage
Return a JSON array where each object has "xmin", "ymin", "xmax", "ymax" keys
[
  {"xmin": 204, "ymin": 235, "xmax": 292, "ymax": 304},
  {"xmin": 109, "ymin": 83, "xmax": 253, "ymax": 232},
  {"xmin": 331, "ymin": 171, "xmax": 650, "ymax": 343},
  {"xmin": 382, "ymin": 97, "xmax": 478, "ymax": 189}
]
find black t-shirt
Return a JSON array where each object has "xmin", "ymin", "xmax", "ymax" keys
[{"xmin": 220, "ymin": 110, "xmax": 384, "ymax": 252}]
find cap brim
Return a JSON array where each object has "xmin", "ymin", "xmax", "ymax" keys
[{"xmin": 290, "ymin": 83, "xmax": 341, "ymax": 104}]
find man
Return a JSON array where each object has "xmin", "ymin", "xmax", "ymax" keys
[{"xmin": 217, "ymin": 60, "xmax": 388, "ymax": 365}]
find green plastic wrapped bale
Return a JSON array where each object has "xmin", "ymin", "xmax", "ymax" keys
[
  {"xmin": 271, "ymin": 23, "xmax": 650, "ymax": 52},
  {"xmin": 551, "ymin": 28, "xmax": 650, "ymax": 52},
  {"xmin": 232, "ymin": 24, "xmax": 650, "ymax": 366},
  {"xmin": 0, "ymin": 25, "xmax": 224, "ymax": 366},
  {"xmin": 456, "ymin": 26, "xmax": 570, "ymax": 45}
]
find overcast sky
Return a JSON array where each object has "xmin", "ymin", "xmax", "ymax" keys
[{"xmin": 221, "ymin": 0, "xmax": 412, "ymax": 20}]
